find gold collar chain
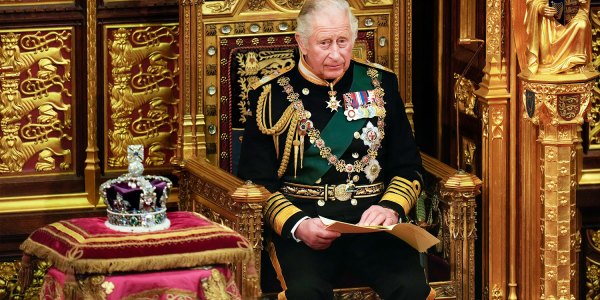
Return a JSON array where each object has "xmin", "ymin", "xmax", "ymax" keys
[{"xmin": 276, "ymin": 68, "xmax": 386, "ymax": 185}]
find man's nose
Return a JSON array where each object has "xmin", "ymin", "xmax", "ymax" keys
[{"xmin": 329, "ymin": 44, "xmax": 341, "ymax": 59}]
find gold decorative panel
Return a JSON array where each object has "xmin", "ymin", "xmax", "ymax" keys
[
  {"xmin": 590, "ymin": 9, "xmax": 600, "ymax": 148},
  {"xmin": 0, "ymin": 0, "xmax": 73, "ymax": 6},
  {"xmin": 103, "ymin": 24, "xmax": 179, "ymax": 171},
  {"xmin": 585, "ymin": 229, "xmax": 600, "ymax": 300},
  {"xmin": 0, "ymin": 28, "xmax": 75, "ymax": 177}
]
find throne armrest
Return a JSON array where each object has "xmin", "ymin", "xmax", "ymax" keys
[
  {"xmin": 420, "ymin": 152, "xmax": 481, "ymax": 300},
  {"xmin": 177, "ymin": 158, "xmax": 269, "ymax": 299}
]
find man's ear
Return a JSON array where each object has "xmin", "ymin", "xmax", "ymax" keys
[{"xmin": 295, "ymin": 33, "xmax": 307, "ymax": 54}]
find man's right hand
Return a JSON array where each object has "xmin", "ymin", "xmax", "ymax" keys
[
  {"xmin": 543, "ymin": 6, "xmax": 558, "ymax": 17},
  {"xmin": 295, "ymin": 218, "xmax": 341, "ymax": 250}
]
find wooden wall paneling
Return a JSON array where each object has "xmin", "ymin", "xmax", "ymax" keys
[
  {"xmin": 0, "ymin": 3, "xmax": 87, "ymax": 198},
  {"xmin": 0, "ymin": 0, "xmax": 180, "ymax": 283}
]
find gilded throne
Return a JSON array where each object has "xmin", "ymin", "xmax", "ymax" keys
[{"xmin": 177, "ymin": 0, "xmax": 480, "ymax": 299}]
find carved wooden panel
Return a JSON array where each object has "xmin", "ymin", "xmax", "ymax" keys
[
  {"xmin": 0, "ymin": 0, "xmax": 73, "ymax": 6},
  {"xmin": 0, "ymin": 28, "xmax": 75, "ymax": 177},
  {"xmin": 103, "ymin": 24, "xmax": 179, "ymax": 172}
]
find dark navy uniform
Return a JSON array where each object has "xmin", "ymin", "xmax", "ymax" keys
[{"xmin": 238, "ymin": 55, "xmax": 431, "ymax": 300}]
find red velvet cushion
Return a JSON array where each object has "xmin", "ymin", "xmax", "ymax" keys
[{"xmin": 20, "ymin": 211, "xmax": 252, "ymax": 274}]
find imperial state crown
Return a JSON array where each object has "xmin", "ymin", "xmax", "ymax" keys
[{"xmin": 99, "ymin": 145, "xmax": 172, "ymax": 232}]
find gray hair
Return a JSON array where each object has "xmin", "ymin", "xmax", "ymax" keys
[{"xmin": 295, "ymin": 0, "xmax": 358, "ymax": 45}]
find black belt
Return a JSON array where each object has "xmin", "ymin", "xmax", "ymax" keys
[{"xmin": 281, "ymin": 182, "xmax": 384, "ymax": 206}]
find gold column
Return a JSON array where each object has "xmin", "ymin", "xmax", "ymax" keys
[
  {"xmin": 521, "ymin": 73, "xmax": 598, "ymax": 300},
  {"xmin": 474, "ymin": 0, "xmax": 510, "ymax": 297},
  {"xmin": 85, "ymin": 0, "xmax": 101, "ymax": 205},
  {"xmin": 442, "ymin": 171, "xmax": 482, "ymax": 300},
  {"xmin": 179, "ymin": 0, "xmax": 205, "ymax": 160}
]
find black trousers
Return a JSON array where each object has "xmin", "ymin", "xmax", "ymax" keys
[{"xmin": 268, "ymin": 231, "xmax": 431, "ymax": 300}]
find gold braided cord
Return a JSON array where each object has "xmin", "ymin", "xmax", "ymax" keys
[
  {"xmin": 255, "ymin": 84, "xmax": 300, "ymax": 178},
  {"xmin": 277, "ymin": 112, "xmax": 299, "ymax": 177},
  {"xmin": 256, "ymin": 85, "xmax": 296, "ymax": 135}
]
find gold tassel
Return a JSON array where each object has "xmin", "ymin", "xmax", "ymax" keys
[
  {"xmin": 242, "ymin": 256, "xmax": 260, "ymax": 300},
  {"xmin": 273, "ymin": 136, "xmax": 280, "ymax": 159},
  {"xmin": 293, "ymin": 138, "xmax": 299, "ymax": 178},
  {"xmin": 63, "ymin": 267, "xmax": 78, "ymax": 299},
  {"xmin": 17, "ymin": 254, "xmax": 33, "ymax": 289},
  {"xmin": 299, "ymin": 135, "xmax": 304, "ymax": 169}
]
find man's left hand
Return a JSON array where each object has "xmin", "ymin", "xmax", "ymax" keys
[{"xmin": 358, "ymin": 205, "xmax": 398, "ymax": 226}]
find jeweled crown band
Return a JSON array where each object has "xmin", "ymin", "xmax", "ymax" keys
[
  {"xmin": 281, "ymin": 182, "xmax": 384, "ymax": 202},
  {"xmin": 105, "ymin": 208, "xmax": 169, "ymax": 232}
]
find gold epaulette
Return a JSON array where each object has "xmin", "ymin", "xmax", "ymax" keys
[
  {"xmin": 352, "ymin": 57, "xmax": 394, "ymax": 74},
  {"xmin": 250, "ymin": 66, "xmax": 294, "ymax": 91}
]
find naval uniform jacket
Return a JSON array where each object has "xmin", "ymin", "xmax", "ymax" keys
[{"xmin": 238, "ymin": 56, "xmax": 423, "ymax": 239}]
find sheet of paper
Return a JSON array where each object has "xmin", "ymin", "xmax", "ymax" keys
[{"xmin": 319, "ymin": 216, "xmax": 440, "ymax": 252}]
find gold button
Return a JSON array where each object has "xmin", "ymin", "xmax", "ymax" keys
[
  {"xmin": 354, "ymin": 132, "xmax": 360, "ymax": 139},
  {"xmin": 302, "ymin": 88, "xmax": 310, "ymax": 95}
]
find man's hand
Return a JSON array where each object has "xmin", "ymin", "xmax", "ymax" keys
[
  {"xmin": 543, "ymin": 5, "xmax": 558, "ymax": 17},
  {"xmin": 295, "ymin": 218, "xmax": 341, "ymax": 250},
  {"xmin": 358, "ymin": 205, "xmax": 399, "ymax": 226}
]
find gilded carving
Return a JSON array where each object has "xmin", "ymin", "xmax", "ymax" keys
[
  {"xmin": 235, "ymin": 49, "xmax": 295, "ymax": 124},
  {"xmin": 0, "ymin": 29, "xmax": 74, "ymax": 176},
  {"xmin": 247, "ymin": 0, "xmax": 267, "ymax": 11},
  {"xmin": 454, "ymin": 73, "xmax": 477, "ymax": 117},
  {"xmin": 522, "ymin": 78, "xmax": 593, "ymax": 300},
  {"xmin": 335, "ymin": 289, "xmax": 379, "ymax": 299},
  {"xmin": 482, "ymin": 105, "xmax": 489, "ymax": 138},
  {"xmin": 522, "ymin": 80, "xmax": 594, "ymax": 126},
  {"xmin": 205, "ymin": 0, "xmax": 237, "ymax": 14},
  {"xmin": 0, "ymin": 259, "xmax": 51, "ymax": 299},
  {"xmin": 106, "ymin": 25, "xmax": 179, "ymax": 169},
  {"xmin": 491, "ymin": 284, "xmax": 503, "ymax": 300},
  {"xmin": 273, "ymin": 0, "xmax": 304, "ymax": 10},
  {"xmin": 485, "ymin": 0, "xmax": 502, "ymax": 59},
  {"xmin": 202, "ymin": 268, "xmax": 232, "ymax": 300},
  {"xmin": 1, "ymin": 31, "xmax": 71, "ymax": 78},
  {"xmin": 490, "ymin": 107, "xmax": 504, "ymax": 139},
  {"xmin": 0, "ymin": 0, "xmax": 73, "ymax": 5},
  {"xmin": 586, "ymin": 258, "xmax": 600, "ymax": 300},
  {"xmin": 557, "ymin": 94, "xmax": 581, "ymax": 121},
  {"xmin": 461, "ymin": 137, "xmax": 477, "ymax": 172},
  {"xmin": 431, "ymin": 282, "xmax": 456, "ymax": 298},
  {"xmin": 591, "ymin": 9, "xmax": 600, "ymax": 147},
  {"xmin": 441, "ymin": 171, "xmax": 481, "ymax": 300}
]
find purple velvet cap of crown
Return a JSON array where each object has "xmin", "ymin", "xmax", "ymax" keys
[{"xmin": 105, "ymin": 179, "xmax": 168, "ymax": 212}]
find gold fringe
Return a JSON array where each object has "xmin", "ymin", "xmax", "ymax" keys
[
  {"xmin": 20, "ymin": 239, "xmax": 252, "ymax": 275},
  {"xmin": 17, "ymin": 254, "xmax": 33, "ymax": 289},
  {"xmin": 241, "ymin": 251, "xmax": 260, "ymax": 299}
]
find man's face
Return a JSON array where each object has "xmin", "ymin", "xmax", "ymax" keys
[{"xmin": 297, "ymin": 9, "xmax": 354, "ymax": 80}]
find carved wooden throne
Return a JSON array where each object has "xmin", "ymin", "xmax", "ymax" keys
[{"xmin": 177, "ymin": 0, "xmax": 480, "ymax": 299}]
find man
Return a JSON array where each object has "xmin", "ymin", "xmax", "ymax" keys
[{"xmin": 238, "ymin": 0, "xmax": 434, "ymax": 298}]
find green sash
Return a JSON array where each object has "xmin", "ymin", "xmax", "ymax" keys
[{"xmin": 294, "ymin": 64, "xmax": 379, "ymax": 184}]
